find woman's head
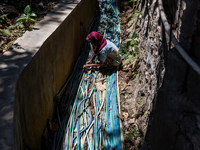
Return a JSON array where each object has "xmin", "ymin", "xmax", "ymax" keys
[{"xmin": 86, "ymin": 31, "xmax": 107, "ymax": 52}]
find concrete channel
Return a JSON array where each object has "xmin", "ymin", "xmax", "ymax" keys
[{"xmin": 0, "ymin": 0, "xmax": 98, "ymax": 149}]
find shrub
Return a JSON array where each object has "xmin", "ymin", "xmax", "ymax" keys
[
  {"xmin": 119, "ymin": 32, "xmax": 140, "ymax": 66},
  {"xmin": 0, "ymin": 14, "xmax": 9, "ymax": 24},
  {"xmin": 16, "ymin": 5, "xmax": 37, "ymax": 27}
]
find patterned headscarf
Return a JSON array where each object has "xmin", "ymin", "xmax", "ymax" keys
[{"xmin": 86, "ymin": 31, "xmax": 107, "ymax": 52}]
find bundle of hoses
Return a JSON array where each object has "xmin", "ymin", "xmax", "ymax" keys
[{"xmin": 62, "ymin": 0, "xmax": 124, "ymax": 149}]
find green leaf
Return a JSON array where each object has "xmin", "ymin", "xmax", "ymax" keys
[
  {"xmin": 2, "ymin": 14, "xmax": 8, "ymax": 17},
  {"xmin": 123, "ymin": 54, "xmax": 135, "ymax": 65},
  {"xmin": 30, "ymin": 18, "xmax": 38, "ymax": 23},
  {"xmin": 30, "ymin": 12, "xmax": 37, "ymax": 17},
  {"xmin": 16, "ymin": 18, "xmax": 23, "ymax": 22},
  {"xmin": 16, "ymin": 14, "xmax": 26, "ymax": 22},
  {"xmin": 132, "ymin": 32, "xmax": 138, "ymax": 39},
  {"xmin": 24, "ymin": 5, "xmax": 31, "ymax": 14},
  {"xmin": 15, "ymin": 22, "xmax": 24, "ymax": 29},
  {"xmin": 124, "ymin": 38, "xmax": 132, "ymax": 43},
  {"xmin": 130, "ymin": 40, "xmax": 134, "ymax": 46},
  {"xmin": 27, "ymin": 13, "xmax": 31, "ymax": 17},
  {"xmin": 1, "ymin": 29, "xmax": 11, "ymax": 36},
  {"xmin": 0, "ymin": 14, "xmax": 9, "ymax": 23},
  {"xmin": 21, "ymin": 14, "xmax": 27, "ymax": 18},
  {"xmin": 122, "ymin": 54, "xmax": 128, "ymax": 59},
  {"xmin": 121, "ymin": 44, "xmax": 127, "ymax": 49},
  {"xmin": 8, "ymin": 25, "xmax": 15, "ymax": 30},
  {"xmin": 135, "ymin": 10, "xmax": 140, "ymax": 15}
]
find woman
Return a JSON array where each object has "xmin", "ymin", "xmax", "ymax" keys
[{"xmin": 83, "ymin": 31, "xmax": 121, "ymax": 69}]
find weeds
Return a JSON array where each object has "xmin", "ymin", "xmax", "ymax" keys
[
  {"xmin": 136, "ymin": 99, "xmax": 145, "ymax": 105},
  {"xmin": 126, "ymin": 128, "xmax": 143, "ymax": 141},
  {"xmin": 0, "ymin": 0, "xmax": 60, "ymax": 54},
  {"xmin": 134, "ymin": 10, "xmax": 142, "ymax": 19},
  {"xmin": 119, "ymin": 32, "xmax": 140, "ymax": 66},
  {"xmin": 0, "ymin": 14, "xmax": 9, "ymax": 24},
  {"xmin": 129, "ymin": 0, "xmax": 141, "ymax": 9},
  {"xmin": 129, "ymin": 0, "xmax": 139, "ymax": 6},
  {"xmin": 16, "ymin": 5, "xmax": 38, "ymax": 27},
  {"xmin": 0, "ymin": 5, "xmax": 37, "ymax": 54},
  {"xmin": 0, "ymin": 29, "xmax": 11, "ymax": 36},
  {"xmin": 9, "ymin": 22, "xmax": 25, "ymax": 30},
  {"xmin": 144, "ymin": 111, "xmax": 150, "ymax": 115}
]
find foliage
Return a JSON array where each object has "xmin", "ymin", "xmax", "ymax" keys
[
  {"xmin": 16, "ymin": 5, "xmax": 38, "ymax": 26},
  {"xmin": 129, "ymin": 10, "xmax": 142, "ymax": 26},
  {"xmin": 119, "ymin": 32, "xmax": 140, "ymax": 66},
  {"xmin": 134, "ymin": 10, "xmax": 142, "ymax": 19},
  {"xmin": 144, "ymin": 111, "xmax": 150, "ymax": 115},
  {"xmin": 8, "ymin": 22, "xmax": 25, "ymax": 30},
  {"xmin": 129, "ymin": 0, "xmax": 140, "ymax": 9},
  {"xmin": 0, "ymin": 14, "xmax": 9, "ymax": 24},
  {"xmin": 129, "ymin": 0, "xmax": 139, "ymax": 3},
  {"xmin": 0, "ymin": 1, "xmax": 59, "ymax": 54},
  {"xmin": 126, "ymin": 128, "xmax": 143, "ymax": 141},
  {"xmin": 136, "ymin": 99, "xmax": 145, "ymax": 105},
  {"xmin": 0, "ymin": 29, "xmax": 10, "ymax": 36}
]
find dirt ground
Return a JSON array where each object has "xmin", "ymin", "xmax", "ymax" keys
[{"xmin": 119, "ymin": 1, "xmax": 149, "ymax": 149}]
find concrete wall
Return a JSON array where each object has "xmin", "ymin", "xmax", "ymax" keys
[{"xmin": 11, "ymin": 0, "xmax": 98, "ymax": 149}]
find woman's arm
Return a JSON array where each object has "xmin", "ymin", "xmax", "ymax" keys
[
  {"xmin": 86, "ymin": 53, "xmax": 96, "ymax": 64},
  {"xmin": 86, "ymin": 43, "xmax": 96, "ymax": 64},
  {"xmin": 83, "ymin": 60, "xmax": 105, "ymax": 69}
]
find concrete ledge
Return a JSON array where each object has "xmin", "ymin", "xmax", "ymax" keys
[{"xmin": 0, "ymin": 0, "xmax": 98, "ymax": 149}]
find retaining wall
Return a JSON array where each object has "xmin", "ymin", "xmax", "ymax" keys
[
  {"xmin": 134, "ymin": 0, "xmax": 200, "ymax": 149},
  {"xmin": 0, "ymin": 0, "xmax": 98, "ymax": 149}
]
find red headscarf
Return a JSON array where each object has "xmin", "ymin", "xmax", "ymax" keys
[{"xmin": 86, "ymin": 31, "xmax": 107, "ymax": 52}]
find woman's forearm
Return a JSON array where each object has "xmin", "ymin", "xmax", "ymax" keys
[
  {"xmin": 84, "ymin": 63, "xmax": 103, "ymax": 68},
  {"xmin": 86, "ymin": 53, "xmax": 97, "ymax": 64}
]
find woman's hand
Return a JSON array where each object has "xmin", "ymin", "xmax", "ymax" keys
[
  {"xmin": 83, "ymin": 62, "xmax": 104, "ymax": 69},
  {"xmin": 83, "ymin": 64, "xmax": 88, "ymax": 69},
  {"xmin": 83, "ymin": 53, "xmax": 97, "ymax": 68},
  {"xmin": 86, "ymin": 60, "xmax": 91, "ymax": 64}
]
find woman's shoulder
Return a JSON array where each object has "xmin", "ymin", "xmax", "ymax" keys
[
  {"xmin": 105, "ymin": 40, "xmax": 114, "ymax": 49},
  {"xmin": 100, "ymin": 41, "xmax": 112, "ymax": 54}
]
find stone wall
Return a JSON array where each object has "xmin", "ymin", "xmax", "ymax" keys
[
  {"xmin": 134, "ymin": 0, "xmax": 200, "ymax": 149},
  {"xmin": 12, "ymin": 0, "xmax": 98, "ymax": 149},
  {"xmin": 151, "ymin": 0, "xmax": 200, "ymax": 150},
  {"xmin": 131, "ymin": 0, "xmax": 165, "ymax": 149},
  {"xmin": 119, "ymin": 0, "xmax": 166, "ymax": 149}
]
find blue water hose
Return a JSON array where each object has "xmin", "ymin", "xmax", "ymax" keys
[{"xmin": 61, "ymin": 0, "xmax": 124, "ymax": 149}]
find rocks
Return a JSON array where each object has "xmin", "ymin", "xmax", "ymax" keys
[
  {"xmin": 120, "ymin": 0, "xmax": 200, "ymax": 149},
  {"xmin": 150, "ymin": 0, "xmax": 200, "ymax": 150},
  {"xmin": 119, "ymin": 0, "xmax": 165, "ymax": 149}
]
